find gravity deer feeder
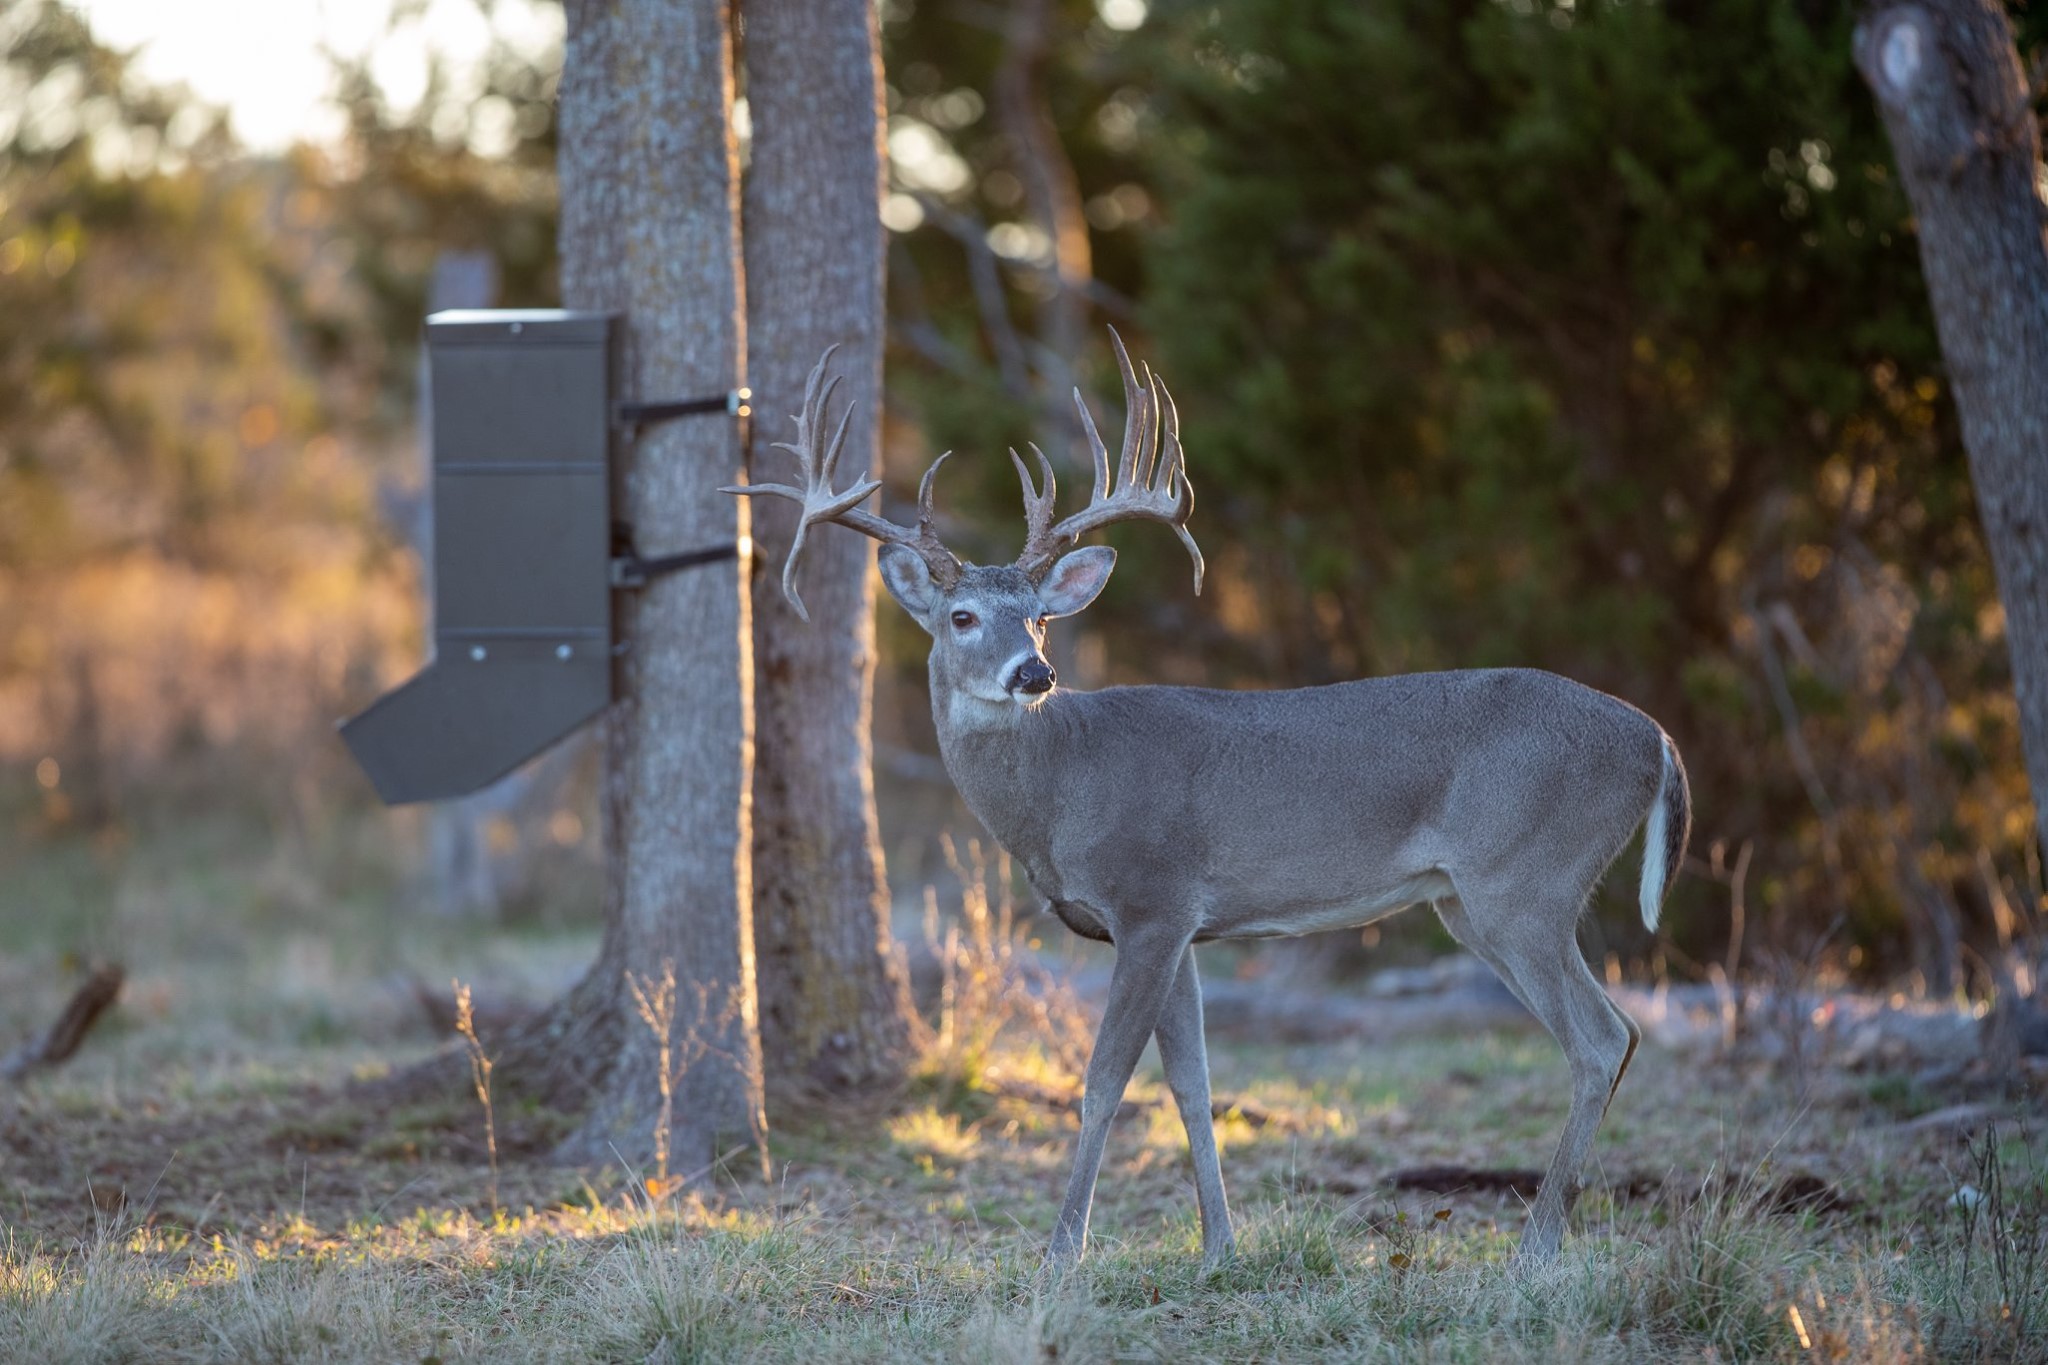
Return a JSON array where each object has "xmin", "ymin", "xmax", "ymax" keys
[{"xmin": 340, "ymin": 309, "xmax": 745, "ymax": 804}]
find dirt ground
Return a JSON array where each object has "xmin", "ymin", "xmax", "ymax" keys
[{"xmin": 6, "ymin": 807, "xmax": 2048, "ymax": 1359}]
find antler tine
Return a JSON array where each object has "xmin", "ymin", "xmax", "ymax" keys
[
  {"xmin": 722, "ymin": 346, "xmax": 961, "ymax": 621},
  {"xmin": 816, "ymin": 378, "xmax": 856, "ymax": 483},
  {"xmin": 1137, "ymin": 359, "xmax": 1165, "ymax": 489},
  {"xmin": 1153, "ymin": 374, "xmax": 1205, "ymax": 594},
  {"xmin": 1110, "ymin": 326, "xmax": 1151, "ymax": 495},
  {"xmin": 1074, "ymin": 383, "xmax": 1112, "ymax": 497},
  {"xmin": 1010, "ymin": 443, "xmax": 1059, "ymax": 567},
  {"xmin": 1016, "ymin": 328, "xmax": 1204, "ymax": 595},
  {"xmin": 916, "ymin": 451, "xmax": 952, "ymax": 542}
]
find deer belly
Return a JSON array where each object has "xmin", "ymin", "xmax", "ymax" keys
[
  {"xmin": 1044, "ymin": 897, "xmax": 1114, "ymax": 943},
  {"xmin": 1210, "ymin": 869, "xmax": 1455, "ymax": 940}
]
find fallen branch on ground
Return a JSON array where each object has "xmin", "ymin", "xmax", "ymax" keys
[
  {"xmin": 980, "ymin": 1072, "xmax": 1294, "ymax": 1129},
  {"xmin": 1377, "ymin": 1164, "xmax": 1854, "ymax": 1217},
  {"xmin": 0, "ymin": 963, "xmax": 124, "ymax": 1082}
]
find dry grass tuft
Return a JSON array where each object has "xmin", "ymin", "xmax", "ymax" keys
[{"xmin": 914, "ymin": 837, "xmax": 1094, "ymax": 1096}]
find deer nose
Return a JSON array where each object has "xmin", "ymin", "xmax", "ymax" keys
[{"xmin": 1011, "ymin": 658, "xmax": 1056, "ymax": 695}]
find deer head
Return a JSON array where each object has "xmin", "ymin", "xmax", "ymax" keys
[{"xmin": 725, "ymin": 329, "xmax": 1204, "ymax": 713}]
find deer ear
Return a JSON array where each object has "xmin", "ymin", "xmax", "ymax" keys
[
  {"xmin": 1037, "ymin": 545, "xmax": 1116, "ymax": 618},
  {"xmin": 878, "ymin": 544, "xmax": 940, "ymax": 631}
]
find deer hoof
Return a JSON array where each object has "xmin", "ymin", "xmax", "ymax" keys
[{"xmin": 1043, "ymin": 1232, "xmax": 1086, "ymax": 1272}]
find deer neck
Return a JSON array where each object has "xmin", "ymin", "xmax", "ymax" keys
[{"xmin": 929, "ymin": 665, "xmax": 1079, "ymax": 889}]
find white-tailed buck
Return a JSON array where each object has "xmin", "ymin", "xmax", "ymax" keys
[{"xmin": 728, "ymin": 333, "xmax": 1691, "ymax": 1266}]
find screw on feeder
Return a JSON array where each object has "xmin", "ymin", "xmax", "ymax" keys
[
  {"xmin": 470, "ymin": 646, "xmax": 488, "ymax": 662},
  {"xmin": 556, "ymin": 644, "xmax": 573, "ymax": 661}
]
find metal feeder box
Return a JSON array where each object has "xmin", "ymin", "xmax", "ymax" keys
[{"xmin": 341, "ymin": 309, "xmax": 618, "ymax": 804}]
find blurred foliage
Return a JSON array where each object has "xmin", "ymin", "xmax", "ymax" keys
[
  {"xmin": 314, "ymin": 0, "xmax": 561, "ymax": 398},
  {"xmin": 1, "ymin": 0, "xmax": 2041, "ymax": 983},
  {"xmin": 0, "ymin": 2, "xmax": 392, "ymax": 834},
  {"xmin": 0, "ymin": 0, "xmax": 555, "ymax": 828},
  {"xmin": 1136, "ymin": 0, "xmax": 2044, "ymax": 980},
  {"xmin": 876, "ymin": 0, "xmax": 2043, "ymax": 982},
  {"xmin": 0, "ymin": 1, "xmax": 328, "ymax": 572},
  {"xmin": 877, "ymin": 0, "xmax": 1164, "ymax": 559}
]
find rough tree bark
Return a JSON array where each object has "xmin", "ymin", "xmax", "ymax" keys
[
  {"xmin": 1855, "ymin": 1, "xmax": 2048, "ymax": 866},
  {"xmin": 741, "ymin": 0, "xmax": 916, "ymax": 1095},
  {"xmin": 543, "ymin": 0, "xmax": 765, "ymax": 1173}
]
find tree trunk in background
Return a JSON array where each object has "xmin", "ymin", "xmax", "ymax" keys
[
  {"xmin": 1856, "ymin": 1, "xmax": 2048, "ymax": 868},
  {"xmin": 741, "ymin": 0, "xmax": 916, "ymax": 1096},
  {"xmin": 547, "ymin": 0, "xmax": 765, "ymax": 1174},
  {"xmin": 995, "ymin": 0, "xmax": 1093, "ymax": 399}
]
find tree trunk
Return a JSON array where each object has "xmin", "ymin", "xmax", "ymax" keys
[
  {"xmin": 1856, "ymin": 1, "xmax": 2048, "ymax": 864},
  {"xmin": 740, "ymin": 0, "xmax": 916, "ymax": 1095},
  {"xmin": 545, "ymin": 0, "xmax": 765, "ymax": 1176},
  {"xmin": 995, "ymin": 0, "xmax": 1094, "ymax": 411}
]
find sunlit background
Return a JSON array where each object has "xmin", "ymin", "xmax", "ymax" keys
[
  {"xmin": 4, "ymin": 0, "xmax": 2045, "ymax": 994},
  {"xmin": 74, "ymin": 0, "xmax": 563, "ymax": 152}
]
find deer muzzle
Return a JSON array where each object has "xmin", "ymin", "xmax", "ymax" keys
[{"xmin": 1010, "ymin": 658, "xmax": 1056, "ymax": 696}]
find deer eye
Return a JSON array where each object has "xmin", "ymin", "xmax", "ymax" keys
[{"xmin": 950, "ymin": 610, "xmax": 978, "ymax": 630}]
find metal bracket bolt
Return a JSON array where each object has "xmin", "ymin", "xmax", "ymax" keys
[{"xmin": 613, "ymin": 388, "xmax": 751, "ymax": 433}]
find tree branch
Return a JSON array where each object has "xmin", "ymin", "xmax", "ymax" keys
[{"xmin": 0, "ymin": 964, "xmax": 124, "ymax": 1082}]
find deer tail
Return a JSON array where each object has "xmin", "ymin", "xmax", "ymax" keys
[{"xmin": 1638, "ymin": 732, "xmax": 1691, "ymax": 932}]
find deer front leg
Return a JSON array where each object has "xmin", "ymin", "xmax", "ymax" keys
[
  {"xmin": 1154, "ymin": 944, "xmax": 1235, "ymax": 1269},
  {"xmin": 1046, "ymin": 924, "xmax": 1190, "ymax": 1268}
]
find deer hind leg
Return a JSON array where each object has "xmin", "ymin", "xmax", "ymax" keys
[
  {"xmin": 1153, "ymin": 944, "xmax": 1235, "ymax": 1268},
  {"xmin": 1440, "ymin": 889, "xmax": 1634, "ymax": 1262},
  {"xmin": 1439, "ymin": 891, "xmax": 1638, "ymax": 1122},
  {"xmin": 1434, "ymin": 895, "xmax": 1536, "ymax": 1017},
  {"xmin": 1607, "ymin": 1006, "xmax": 1642, "ymax": 1114}
]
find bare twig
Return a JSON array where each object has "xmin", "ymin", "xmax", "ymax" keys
[
  {"xmin": 626, "ymin": 964, "xmax": 678, "ymax": 1193},
  {"xmin": 886, "ymin": 241, "xmax": 983, "ymax": 382},
  {"xmin": 889, "ymin": 319, "xmax": 979, "ymax": 380},
  {"xmin": 1691, "ymin": 838, "xmax": 1753, "ymax": 1051},
  {"xmin": 626, "ymin": 962, "xmax": 749, "ymax": 1197},
  {"xmin": 451, "ymin": 980, "xmax": 499, "ymax": 1216},
  {"xmin": 977, "ymin": 1071, "xmax": 1295, "ymax": 1129},
  {"xmin": 990, "ymin": 0, "xmax": 1091, "ymax": 382},
  {"xmin": 1749, "ymin": 602, "xmax": 1849, "ymax": 908},
  {"xmin": 911, "ymin": 193, "xmax": 1034, "ymax": 401},
  {"xmin": 919, "ymin": 836, "xmax": 1094, "ymax": 1082}
]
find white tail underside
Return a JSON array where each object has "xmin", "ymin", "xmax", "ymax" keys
[{"xmin": 1639, "ymin": 739, "xmax": 1674, "ymax": 932}]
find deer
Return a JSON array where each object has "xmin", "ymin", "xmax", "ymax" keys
[{"xmin": 727, "ymin": 331, "xmax": 1691, "ymax": 1268}]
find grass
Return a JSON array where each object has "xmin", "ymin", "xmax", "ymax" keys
[
  {"xmin": 0, "ymin": 1171, "xmax": 2008, "ymax": 1362},
  {"xmin": 4, "ymin": 797, "xmax": 2048, "ymax": 1359}
]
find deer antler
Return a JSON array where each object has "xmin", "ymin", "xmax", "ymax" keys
[
  {"xmin": 1014, "ymin": 327, "xmax": 1204, "ymax": 594},
  {"xmin": 722, "ymin": 346, "xmax": 961, "ymax": 620}
]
